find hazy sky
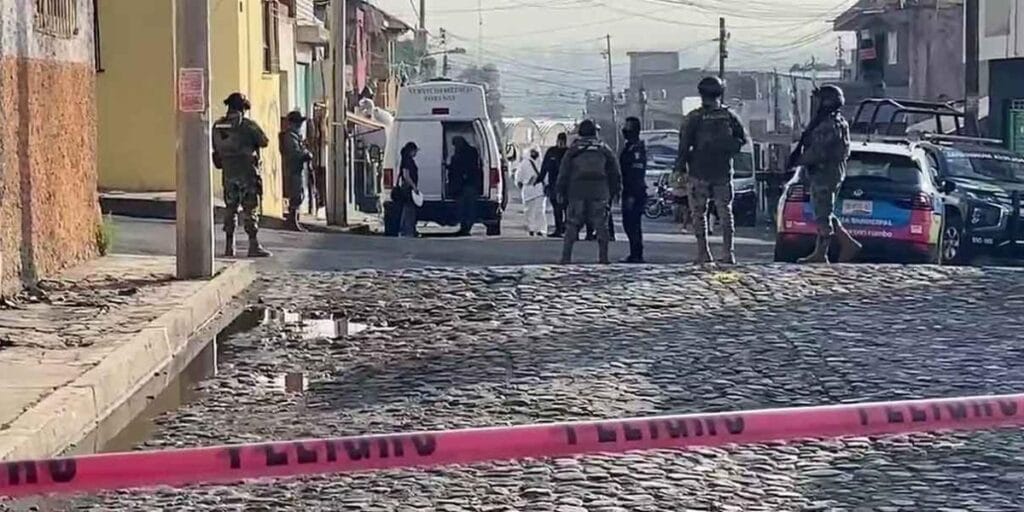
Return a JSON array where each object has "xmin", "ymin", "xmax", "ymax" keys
[
  {"xmin": 370, "ymin": 0, "xmax": 857, "ymax": 65},
  {"xmin": 367, "ymin": 0, "xmax": 859, "ymax": 117}
]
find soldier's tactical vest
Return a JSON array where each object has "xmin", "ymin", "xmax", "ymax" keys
[
  {"xmin": 693, "ymin": 108, "xmax": 740, "ymax": 156},
  {"xmin": 569, "ymin": 141, "xmax": 611, "ymax": 182},
  {"xmin": 213, "ymin": 117, "xmax": 252, "ymax": 158}
]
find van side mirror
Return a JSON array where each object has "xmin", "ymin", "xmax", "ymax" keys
[{"xmin": 940, "ymin": 180, "xmax": 956, "ymax": 194}]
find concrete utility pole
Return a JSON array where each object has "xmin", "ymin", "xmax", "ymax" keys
[
  {"xmin": 604, "ymin": 34, "xmax": 619, "ymax": 152},
  {"xmin": 174, "ymin": 0, "xmax": 214, "ymax": 279},
  {"xmin": 327, "ymin": 0, "xmax": 348, "ymax": 226},
  {"xmin": 965, "ymin": 0, "xmax": 981, "ymax": 136},
  {"xmin": 416, "ymin": 0, "xmax": 427, "ymax": 55},
  {"xmin": 441, "ymin": 27, "xmax": 449, "ymax": 77},
  {"xmin": 718, "ymin": 17, "xmax": 728, "ymax": 79},
  {"xmin": 772, "ymin": 70, "xmax": 781, "ymax": 133}
]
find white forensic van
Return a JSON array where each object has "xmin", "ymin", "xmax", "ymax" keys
[{"xmin": 381, "ymin": 79, "xmax": 505, "ymax": 236}]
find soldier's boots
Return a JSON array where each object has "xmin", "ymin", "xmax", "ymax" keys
[
  {"xmin": 695, "ymin": 236, "xmax": 714, "ymax": 264},
  {"xmin": 721, "ymin": 230, "xmax": 736, "ymax": 265},
  {"xmin": 835, "ymin": 226, "xmax": 862, "ymax": 263},
  {"xmin": 799, "ymin": 236, "xmax": 830, "ymax": 264},
  {"xmin": 224, "ymin": 232, "xmax": 236, "ymax": 258},
  {"xmin": 247, "ymin": 235, "xmax": 273, "ymax": 258},
  {"xmin": 287, "ymin": 210, "xmax": 306, "ymax": 232},
  {"xmin": 598, "ymin": 240, "xmax": 610, "ymax": 265}
]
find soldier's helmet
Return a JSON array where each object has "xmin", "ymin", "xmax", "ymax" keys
[
  {"xmin": 224, "ymin": 92, "xmax": 252, "ymax": 111},
  {"xmin": 815, "ymin": 84, "xmax": 846, "ymax": 111},
  {"xmin": 578, "ymin": 119, "xmax": 598, "ymax": 137},
  {"xmin": 697, "ymin": 76, "xmax": 726, "ymax": 98}
]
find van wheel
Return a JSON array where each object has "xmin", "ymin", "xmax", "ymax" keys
[{"xmin": 485, "ymin": 221, "xmax": 502, "ymax": 237}]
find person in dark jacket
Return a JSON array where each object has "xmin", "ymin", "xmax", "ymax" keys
[
  {"xmin": 538, "ymin": 133, "xmax": 568, "ymax": 237},
  {"xmin": 619, "ymin": 117, "xmax": 647, "ymax": 263},
  {"xmin": 449, "ymin": 136, "xmax": 483, "ymax": 236},
  {"xmin": 396, "ymin": 142, "xmax": 420, "ymax": 237}
]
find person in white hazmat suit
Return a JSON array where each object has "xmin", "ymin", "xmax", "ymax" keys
[{"xmin": 515, "ymin": 147, "xmax": 548, "ymax": 237}]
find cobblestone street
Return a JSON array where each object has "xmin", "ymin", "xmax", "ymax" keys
[{"xmin": 56, "ymin": 264, "xmax": 1024, "ymax": 511}]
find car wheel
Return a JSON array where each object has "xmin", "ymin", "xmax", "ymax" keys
[
  {"xmin": 941, "ymin": 212, "xmax": 968, "ymax": 265},
  {"xmin": 773, "ymin": 237, "xmax": 801, "ymax": 263}
]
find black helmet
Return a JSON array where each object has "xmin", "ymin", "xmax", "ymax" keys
[
  {"xmin": 578, "ymin": 119, "xmax": 598, "ymax": 137},
  {"xmin": 224, "ymin": 92, "xmax": 251, "ymax": 111},
  {"xmin": 697, "ymin": 76, "xmax": 725, "ymax": 98},
  {"xmin": 623, "ymin": 116, "xmax": 641, "ymax": 132},
  {"xmin": 815, "ymin": 84, "xmax": 846, "ymax": 111},
  {"xmin": 285, "ymin": 110, "xmax": 307, "ymax": 124}
]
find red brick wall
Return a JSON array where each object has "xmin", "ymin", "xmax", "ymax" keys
[{"xmin": 1, "ymin": 56, "xmax": 100, "ymax": 295}]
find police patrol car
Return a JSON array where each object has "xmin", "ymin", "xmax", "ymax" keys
[{"xmin": 775, "ymin": 99, "xmax": 960, "ymax": 264}]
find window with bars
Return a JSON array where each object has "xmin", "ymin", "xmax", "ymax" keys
[
  {"xmin": 34, "ymin": 0, "xmax": 79, "ymax": 39},
  {"xmin": 262, "ymin": 0, "xmax": 281, "ymax": 73}
]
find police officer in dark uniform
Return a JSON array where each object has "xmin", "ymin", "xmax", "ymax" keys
[
  {"xmin": 619, "ymin": 117, "xmax": 647, "ymax": 263},
  {"xmin": 213, "ymin": 92, "xmax": 271, "ymax": 258},
  {"xmin": 538, "ymin": 132, "xmax": 569, "ymax": 237}
]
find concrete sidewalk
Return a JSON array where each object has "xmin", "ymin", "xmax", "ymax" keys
[
  {"xmin": 99, "ymin": 191, "xmax": 376, "ymax": 235},
  {"xmin": 0, "ymin": 255, "xmax": 254, "ymax": 460}
]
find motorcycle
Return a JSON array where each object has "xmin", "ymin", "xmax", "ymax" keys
[{"xmin": 644, "ymin": 183, "xmax": 678, "ymax": 220}]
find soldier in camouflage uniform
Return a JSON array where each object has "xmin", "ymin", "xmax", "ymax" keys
[
  {"xmin": 556, "ymin": 119, "xmax": 622, "ymax": 264},
  {"xmin": 675, "ymin": 76, "xmax": 748, "ymax": 264},
  {"xmin": 280, "ymin": 110, "xmax": 313, "ymax": 232},
  {"xmin": 794, "ymin": 85, "xmax": 861, "ymax": 263},
  {"xmin": 213, "ymin": 93, "xmax": 271, "ymax": 258}
]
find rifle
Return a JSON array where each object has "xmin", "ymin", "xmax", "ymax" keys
[{"xmin": 786, "ymin": 111, "xmax": 828, "ymax": 170}]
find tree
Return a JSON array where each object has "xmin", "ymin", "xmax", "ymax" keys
[{"xmin": 458, "ymin": 64, "xmax": 506, "ymax": 127}]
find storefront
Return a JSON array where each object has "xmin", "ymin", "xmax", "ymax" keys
[{"xmin": 347, "ymin": 114, "xmax": 388, "ymax": 213}]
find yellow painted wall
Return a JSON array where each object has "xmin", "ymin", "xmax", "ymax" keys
[
  {"xmin": 98, "ymin": 0, "xmax": 284, "ymax": 217},
  {"xmin": 96, "ymin": 0, "xmax": 176, "ymax": 192},
  {"xmin": 211, "ymin": 0, "xmax": 284, "ymax": 218}
]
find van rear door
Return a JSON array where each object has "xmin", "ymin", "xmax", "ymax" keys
[
  {"xmin": 474, "ymin": 120, "xmax": 499, "ymax": 199},
  {"xmin": 396, "ymin": 120, "xmax": 444, "ymax": 200}
]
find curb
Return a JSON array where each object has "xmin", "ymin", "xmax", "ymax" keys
[
  {"xmin": 0, "ymin": 262, "xmax": 256, "ymax": 460},
  {"xmin": 100, "ymin": 195, "xmax": 375, "ymax": 235}
]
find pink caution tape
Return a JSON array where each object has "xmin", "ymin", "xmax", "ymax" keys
[{"xmin": 2, "ymin": 392, "xmax": 1022, "ymax": 498}]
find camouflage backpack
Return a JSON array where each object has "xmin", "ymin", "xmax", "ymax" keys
[
  {"xmin": 212, "ymin": 117, "xmax": 251, "ymax": 158},
  {"xmin": 690, "ymin": 107, "xmax": 741, "ymax": 156}
]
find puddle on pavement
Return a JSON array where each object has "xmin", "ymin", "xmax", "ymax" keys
[
  {"xmin": 98, "ymin": 307, "xmax": 376, "ymax": 453},
  {"xmin": 262, "ymin": 308, "xmax": 371, "ymax": 339}
]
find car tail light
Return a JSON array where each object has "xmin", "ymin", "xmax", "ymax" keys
[
  {"xmin": 786, "ymin": 185, "xmax": 809, "ymax": 202},
  {"xmin": 910, "ymin": 192, "xmax": 932, "ymax": 210},
  {"xmin": 383, "ymin": 168, "xmax": 395, "ymax": 189},
  {"xmin": 489, "ymin": 167, "xmax": 500, "ymax": 194}
]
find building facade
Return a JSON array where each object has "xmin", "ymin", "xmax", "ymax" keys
[
  {"xmin": 834, "ymin": 0, "xmax": 964, "ymax": 102},
  {"xmin": 96, "ymin": 0, "xmax": 305, "ymax": 218},
  {"xmin": 979, "ymin": 0, "xmax": 1024, "ymax": 151},
  {"xmin": 1, "ymin": 0, "xmax": 100, "ymax": 294}
]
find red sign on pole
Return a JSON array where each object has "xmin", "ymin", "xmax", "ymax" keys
[{"xmin": 177, "ymin": 68, "xmax": 206, "ymax": 113}]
